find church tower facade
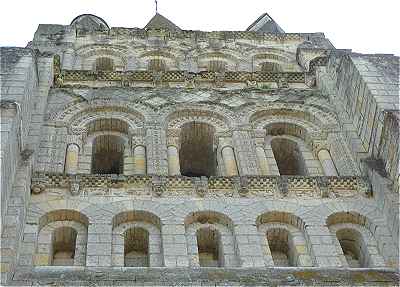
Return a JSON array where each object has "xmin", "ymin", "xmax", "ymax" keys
[{"xmin": 0, "ymin": 12, "xmax": 398, "ymax": 285}]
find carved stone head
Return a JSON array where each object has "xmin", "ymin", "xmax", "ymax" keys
[{"xmin": 31, "ymin": 183, "xmax": 45, "ymax": 195}]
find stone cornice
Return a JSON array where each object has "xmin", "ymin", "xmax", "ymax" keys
[
  {"xmin": 31, "ymin": 172, "xmax": 370, "ymax": 199},
  {"xmin": 54, "ymin": 69, "xmax": 308, "ymax": 88}
]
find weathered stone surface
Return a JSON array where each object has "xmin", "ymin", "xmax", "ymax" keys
[
  {"xmin": 12, "ymin": 267, "xmax": 400, "ymax": 286},
  {"xmin": 1, "ymin": 10, "xmax": 399, "ymax": 287}
]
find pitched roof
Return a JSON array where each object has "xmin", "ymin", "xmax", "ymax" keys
[
  {"xmin": 144, "ymin": 13, "xmax": 181, "ymax": 31},
  {"xmin": 246, "ymin": 12, "xmax": 284, "ymax": 34}
]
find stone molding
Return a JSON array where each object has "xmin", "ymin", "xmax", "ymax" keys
[{"xmin": 31, "ymin": 172, "xmax": 368, "ymax": 200}]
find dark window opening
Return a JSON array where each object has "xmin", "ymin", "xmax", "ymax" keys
[
  {"xmin": 179, "ymin": 122, "xmax": 216, "ymax": 177},
  {"xmin": 271, "ymin": 138, "xmax": 307, "ymax": 175},
  {"xmin": 260, "ymin": 62, "xmax": 282, "ymax": 72},
  {"xmin": 148, "ymin": 59, "xmax": 167, "ymax": 72},
  {"xmin": 197, "ymin": 227, "xmax": 222, "ymax": 267},
  {"xmin": 124, "ymin": 227, "xmax": 149, "ymax": 267},
  {"xmin": 337, "ymin": 229, "xmax": 365, "ymax": 268},
  {"xmin": 208, "ymin": 60, "xmax": 226, "ymax": 72},
  {"xmin": 51, "ymin": 227, "xmax": 77, "ymax": 266},
  {"xmin": 267, "ymin": 228, "xmax": 294, "ymax": 267},
  {"xmin": 91, "ymin": 135, "xmax": 124, "ymax": 174},
  {"xmin": 95, "ymin": 57, "xmax": 114, "ymax": 71}
]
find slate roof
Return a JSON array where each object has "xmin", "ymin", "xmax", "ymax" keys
[
  {"xmin": 144, "ymin": 13, "xmax": 181, "ymax": 31},
  {"xmin": 246, "ymin": 12, "xmax": 285, "ymax": 34}
]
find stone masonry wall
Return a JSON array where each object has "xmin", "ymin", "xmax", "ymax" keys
[
  {"xmin": 317, "ymin": 52, "xmax": 400, "ymax": 270},
  {"xmin": 0, "ymin": 48, "xmax": 53, "ymax": 284},
  {"xmin": 1, "ymin": 14, "xmax": 399, "ymax": 286}
]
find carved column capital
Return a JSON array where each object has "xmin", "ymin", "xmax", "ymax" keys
[
  {"xmin": 311, "ymin": 139, "xmax": 329, "ymax": 157},
  {"xmin": 167, "ymin": 136, "xmax": 180, "ymax": 149},
  {"xmin": 217, "ymin": 137, "xmax": 233, "ymax": 150},
  {"xmin": 67, "ymin": 125, "xmax": 87, "ymax": 146},
  {"xmin": 254, "ymin": 129, "xmax": 266, "ymax": 139},
  {"xmin": 131, "ymin": 128, "xmax": 146, "ymax": 148}
]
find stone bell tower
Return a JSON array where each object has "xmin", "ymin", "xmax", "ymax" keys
[{"xmin": 0, "ymin": 10, "xmax": 399, "ymax": 286}]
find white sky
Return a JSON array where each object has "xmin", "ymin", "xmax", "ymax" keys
[{"xmin": 0, "ymin": 0, "xmax": 399, "ymax": 55}]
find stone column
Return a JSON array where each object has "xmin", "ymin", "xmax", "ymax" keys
[
  {"xmin": 65, "ymin": 144, "xmax": 79, "ymax": 174},
  {"xmin": 221, "ymin": 146, "xmax": 239, "ymax": 176},
  {"xmin": 167, "ymin": 145, "xmax": 180, "ymax": 176},
  {"xmin": 133, "ymin": 145, "xmax": 146, "ymax": 175},
  {"xmin": 318, "ymin": 149, "xmax": 338, "ymax": 176},
  {"xmin": 256, "ymin": 145, "xmax": 270, "ymax": 175},
  {"xmin": 123, "ymin": 143, "xmax": 134, "ymax": 176},
  {"xmin": 264, "ymin": 136, "xmax": 281, "ymax": 176},
  {"xmin": 254, "ymin": 132, "xmax": 270, "ymax": 176}
]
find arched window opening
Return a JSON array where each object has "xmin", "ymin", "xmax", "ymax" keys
[
  {"xmin": 87, "ymin": 118, "xmax": 129, "ymax": 135},
  {"xmin": 51, "ymin": 227, "xmax": 77, "ymax": 266},
  {"xmin": 148, "ymin": 58, "xmax": 167, "ymax": 72},
  {"xmin": 179, "ymin": 122, "xmax": 216, "ymax": 177},
  {"xmin": 208, "ymin": 60, "xmax": 226, "ymax": 72},
  {"xmin": 271, "ymin": 138, "xmax": 307, "ymax": 175},
  {"xmin": 266, "ymin": 228, "xmax": 294, "ymax": 267},
  {"xmin": 337, "ymin": 229, "xmax": 365, "ymax": 268},
  {"xmin": 185, "ymin": 211, "xmax": 238, "ymax": 268},
  {"xmin": 91, "ymin": 135, "xmax": 124, "ymax": 174},
  {"xmin": 197, "ymin": 227, "xmax": 222, "ymax": 267},
  {"xmin": 95, "ymin": 57, "xmax": 114, "ymax": 71},
  {"xmin": 124, "ymin": 227, "xmax": 149, "ymax": 267},
  {"xmin": 260, "ymin": 62, "xmax": 282, "ymax": 72}
]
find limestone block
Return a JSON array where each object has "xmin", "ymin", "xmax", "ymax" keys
[
  {"xmin": 112, "ymin": 255, "xmax": 124, "ymax": 266},
  {"xmin": 33, "ymin": 254, "xmax": 50, "ymax": 266},
  {"xmin": 163, "ymin": 256, "xmax": 178, "ymax": 267},
  {"xmin": 312, "ymin": 245, "xmax": 338, "ymax": 257},
  {"xmin": 86, "ymin": 256, "xmax": 98, "ymax": 266},
  {"xmin": 297, "ymin": 254, "xmax": 313, "ymax": 267},
  {"xmin": 0, "ymin": 263, "xmax": 10, "ymax": 273},
  {"xmin": 167, "ymin": 146, "xmax": 180, "ymax": 176},
  {"xmin": 295, "ymin": 244, "xmax": 307, "ymax": 254},
  {"xmin": 316, "ymin": 256, "xmax": 342, "ymax": 267},
  {"xmin": 176, "ymin": 256, "xmax": 189, "ymax": 267},
  {"xmin": 221, "ymin": 146, "xmax": 238, "ymax": 176},
  {"xmin": 133, "ymin": 145, "xmax": 146, "ymax": 175},
  {"xmin": 98, "ymin": 256, "xmax": 111, "ymax": 267}
]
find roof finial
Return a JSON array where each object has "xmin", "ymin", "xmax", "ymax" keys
[{"xmin": 155, "ymin": 0, "xmax": 158, "ymax": 14}]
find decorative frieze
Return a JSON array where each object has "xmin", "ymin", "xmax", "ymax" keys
[
  {"xmin": 30, "ymin": 172, "xmax": 368, "ymax": 199},
  {"xmin": 56, "ymin": 70, "xmax": 308, "ymax": 87}
]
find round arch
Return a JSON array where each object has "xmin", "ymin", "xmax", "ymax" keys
[
  {"xmin": 256, "ymin": 211, "xmax": 314, "ymax": 267},
  {"xmin": 48, "ymin": 100, "xmax": 148, "ymax": 129},
  {"xmin": 111, "ymin": 210, "xmax": 163, "ymax": 267},
  {"xmin": 184, "ymin": 210, "xmax": 238, "ymax": 267},
  {"xmin": 162, "ymin": 105, "xmax": 235, "ymax": 132},
  {"xmin": 38, "ymin": 209, "xmax": 89, "ymax": 231},
  {"xmin": 243, "ymin": 103, "xmax": 339, "ymax": 130}
]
